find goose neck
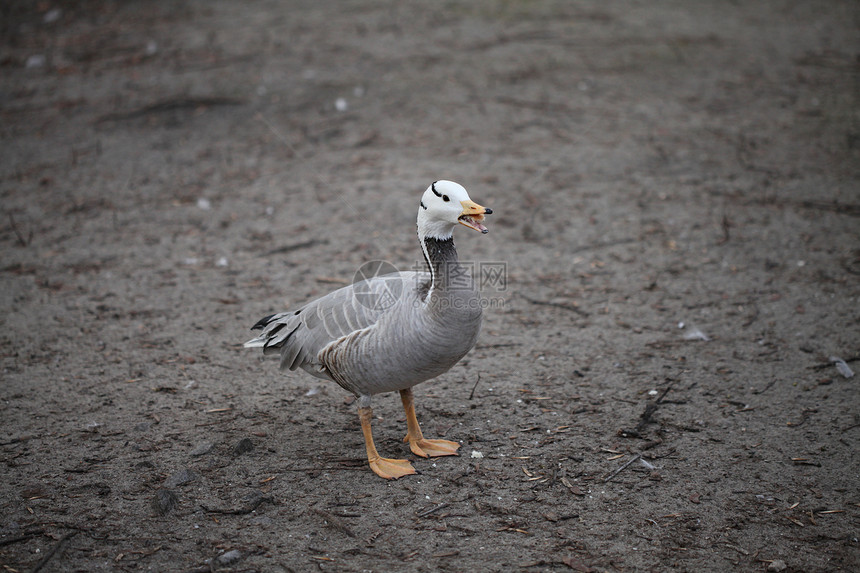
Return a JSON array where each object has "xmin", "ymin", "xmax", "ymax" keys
[{"xmin": 421, "ymin": 236, "xmax": 461, "ymax": 291}]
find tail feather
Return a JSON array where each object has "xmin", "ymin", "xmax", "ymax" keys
[
  {"xmin": 243, "ymin": 336, "xmax": 267, "ymax": 348},
  {"xmin": 244, "ymin": 312, "xmax": 287, "ymax": 348},
  {"xmin": 244, "ymin": 314, "xmax": 307, "ymax": 372},
  {"xmin": 277, "ymin": 325, "xmax": 304, "ymax": 370},
  {"xmin": 251, "ymin": 313, "xmax": 279, "ymax": 330}
]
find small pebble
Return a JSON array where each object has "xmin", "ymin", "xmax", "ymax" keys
[
  {"xmin": 151, "ymin": 489, "xmax": 178, "ymax": 515},
  {"xmin": 233, "ymin": 437, "xmax": 254, "ymax": 456},
  {"xmin": 164, "ymin": 468, "xmax": 199, "ymax": 487},
  {"xmin": 43, "ymin": 9, "xmax": 62, "ymax": 23},
  {"xmin": 26, "ymin": 54, "xmax": 46, "ymax": 68},
  {"xmin": 190, "ymin": 442, "xmax": 214, "ymax": 457},
  {"xmin": 218, "ymin": 549, "xmax": 242, "ymax": 565},
  {"xmin": 768, "ymin": 559, "xmax": 787, "ymax": 572}
]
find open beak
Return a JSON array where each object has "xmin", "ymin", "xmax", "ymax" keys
[{"xmin": 459, "ymin": 200, "xmax": 493, "ymax": 234}]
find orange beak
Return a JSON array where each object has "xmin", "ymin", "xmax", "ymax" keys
[{"xmin": 458, "ymin": 200, "xmax": 493, "ymax": 234}]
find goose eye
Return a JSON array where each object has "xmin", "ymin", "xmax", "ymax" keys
[{"xmin": 442, "ymin": 195, "xmax": 450, "ymax": 202}]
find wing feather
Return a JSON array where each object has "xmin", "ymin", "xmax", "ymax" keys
[{"xmin": 244, "ymin": 271, "xmax": 427, "ymax": 377}]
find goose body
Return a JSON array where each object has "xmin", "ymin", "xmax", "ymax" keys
[{"xmin": 245, "ymin": 180, "xmax": 492, "ymax": 479}]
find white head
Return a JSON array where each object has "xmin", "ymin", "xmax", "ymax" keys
[{"xmin": 416, "ymin": 180, "xmax": 492, "ymax": 240}]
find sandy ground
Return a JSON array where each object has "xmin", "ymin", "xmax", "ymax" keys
[{"xmin": 2, "ymin": 1, "xmax": 859, "ymax": 571}]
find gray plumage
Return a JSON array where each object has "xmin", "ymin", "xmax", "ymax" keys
[
  {"xmin": 244, "ymin": 238, "xmax": 482, "ymax": 400},
  {"xmin": 244, "ymin": 180, "xmax": 492, "ymax": 479}
]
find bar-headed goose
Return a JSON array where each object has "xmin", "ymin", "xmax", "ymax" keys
[{"xmin": 245, "ymin": 180, "xmax": 492, "ymax": 479}]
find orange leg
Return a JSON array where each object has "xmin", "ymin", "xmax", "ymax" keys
[
  {"xmin": 400, "ymin": 388, "xmax": 460, "ymax": 458},
  {"xmin": 359, "ymin": 406, "xmax": 416, "ymax": 479}
]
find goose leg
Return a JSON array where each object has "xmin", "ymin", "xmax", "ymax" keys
[
  {"xmin": 400, "ymin": 388, "xmax": 460, "ymax": 458},
  {"xmin": 359, "ymin": 405, "xmax": 416, "ymax": 479}
]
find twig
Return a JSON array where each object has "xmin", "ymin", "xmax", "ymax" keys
[
  {"xmin": 604, "ymin": 453, "xmax": 642, "ymax": 483},
  {"xmin": 96, "ymin": 97, "xmax": 244, "ymax": 123},
  {"xmin": 264, "ymin": 239, "xmax": 326, "ymax": 256},
  {"xmin": 468, "ymin": 374, "xmax": 481, "ymax": 400},
  {"xmin": 623, "ymin": 383, "xmax": 674, "ymax": 436},
  {"xmin": 753, "ymin": 379, "xmax": 777, "ymax": 394},
  {"xmin": 655, "ymin": 384, "xmax": 674, "ymax": 404},
  {"xmin": 417, "ymin": 502, "xmax": 449, "ymax": 518},
  {"xmin": 266, "ymin": 465, "xmax": 368, "ymax": 472},
  {"xmin": 312, "ymin": 508, "xmax": 355, "ymax": 537},
  {"xmin": 798, "ymin": 200, "xmax": 860, "ymax": 217},
  {"xmin": 635, "ymin": 404, "xmax": 658, "ymax": 432},
  {"xmin": 518, "ymin": 293, "xmax": 589, "ymax": 317},
  {"xmin": 717, "ymin": 214, "xmax": 732, "ymax": 245},
  {"xmin": 316, "ymin": 276, "xmax": 350, "ymax": 285},
  {"xmin": 475, "ymin": 342, "xmax": 522, "ymax": 349},
  {"xmin": 30, "ymin": 530, "xmax": 78, "ymax": 573}
]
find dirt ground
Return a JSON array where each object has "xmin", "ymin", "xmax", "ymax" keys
[{"xmin": 2, "ymin": 1, "xmax": 859, "ymax": 571}]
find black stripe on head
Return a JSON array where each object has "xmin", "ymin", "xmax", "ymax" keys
[
  {"xmin": 420, "ymin": 200, "xmax": 427, "ymax": 210},
  {"xmin": 431, "ymin": 181, "xmax": 441, "ymax": 197}
]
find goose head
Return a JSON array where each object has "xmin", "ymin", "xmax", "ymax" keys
[{"xmin": 417, "ymin": 180, "xmax": 493, "ymax": 240}]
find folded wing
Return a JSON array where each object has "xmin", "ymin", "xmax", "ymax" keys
[{"xmin": 244, "ymin": 271, "xmax": 427, "ymax": 375}]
